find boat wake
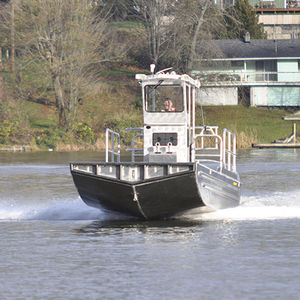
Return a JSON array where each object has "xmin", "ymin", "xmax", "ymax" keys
[
  {"xmin": 189, "ymin": 190, "xmax": 300, "ymax": 221},
  {"xmin": 0, "ymin": 197, "xmax": 103, "ymax": 221},
  {"xmin": 1, "ymin": 190, "xmax": 300, "ymax": 222}
]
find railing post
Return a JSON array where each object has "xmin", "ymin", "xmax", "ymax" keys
[
  {"xmin": 125, "ymin": 128, "xmax": 144, "ymax": 162},
  {"xmin": 105, "ymin": 128, "xmax": 121, "ymax": 163},
  {"xmin": 117, "ymin": 135, "xmax": 120, "ymax": 162},
  {"xmin": 111, "ymin": 133, "xmax": 114, "ymax": 162},
  {"xmin": 105, "ymin": 129, "xmax": 109, "ymax": 162},
  {"xmin": 228, "ymin": 133, "xmax": 231, "ymax": 170},
  {"xmin": 233, "ymin": 134, "xmax": 236, "ymax": 172},
  {"xmin": 222, "ymin": 129, "xmax": 237, "ymax": 173},
  {"xmin": 222, "ymin": 130, "xmax": 226, "ymax": 170}
]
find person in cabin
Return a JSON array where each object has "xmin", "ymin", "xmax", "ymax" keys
[{"xmin": 164, "ymin": 98, "xmax": 175, "ymax": 112}]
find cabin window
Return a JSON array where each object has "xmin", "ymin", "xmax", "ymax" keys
[
  {"xmin": 145, "ymin": 84, "xmax": 183, "ymax": 112},
  {"xmin": 152, "ymin": 133, "xmax": 178, "ymax": 146},
  {"xmin": 186, "ymin": 86, "xmax": 190, "ymax": 113}
]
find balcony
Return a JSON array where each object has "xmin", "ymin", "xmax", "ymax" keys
[
  {"xmin": 287, "ymin": 0, "xmax": 300, "ymax": 8},
  {"xmin": 194, "ymin": 71, "xmax": 300, "ymax": 86},
  {"xmin": 253, "ymin": 0, "xmax": 300, "ymax": 12}
]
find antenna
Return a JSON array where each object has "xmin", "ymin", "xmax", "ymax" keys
[{"xmin": 150, "ymin": 64, "xmax": 155, "ymax": 74}]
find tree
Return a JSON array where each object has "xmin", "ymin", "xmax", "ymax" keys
[
  {"xmin": 165, "ymin": 0, "xmax": 225, "ymax": 73},
  {"xmin": 133, "ymin": 0, "xmax": 175, "ymax": 67},
  {"xmin": 97, "ymin": 0, "xmax": 138, "ymax": 21},
  {"xmin": 0, "ymin": 1, "xmax": 10, "ymax": 57},
  {"xmin": 11, "ymin": 0, "xmax": 125, "ymax": 128},
  {"xmin": 221, "ymin": 0, "xmax": 266, "ymax": 39},
  {"xmin": 10, "ymin": 0, "xmax": 15, "ymax": 73},
  {"xmin": 0, "ymin": 47, "xmax": 3, "ymax": 102},
  {"xmin": 0, "ymin": 1, "xmax": 9, "ymax": 103}
]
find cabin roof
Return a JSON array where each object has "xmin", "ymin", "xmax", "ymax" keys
[
  {"xmin": 196, "ymin": 39, "xmax": 300, "ymax": 60},
  {"xmin": 135, "ymin": 72, "xmax": 200, "ymax": 88}
]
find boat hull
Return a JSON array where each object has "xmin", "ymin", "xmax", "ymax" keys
[
  {"xmin": 71, "ymin": 161, "xmax": 240, "ymax": 219},
  {"xmin": 71, "ymin": 169, "xmax": 205, "ymax": 219}
]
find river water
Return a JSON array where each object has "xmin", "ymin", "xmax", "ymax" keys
[{"xmin": 1, "ymin": 149, "xmax": 300, "ymax": 300}]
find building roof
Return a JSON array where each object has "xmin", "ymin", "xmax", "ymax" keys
[{"xmin": 197, "ymin": 39, "xmax": 300, "ymax": 60}]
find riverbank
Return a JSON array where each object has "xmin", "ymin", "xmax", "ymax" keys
[
  {"xmin": 1, "ymin": 66, "xmax": 298, "ymax": 151},
  {"xmin": 202, "ymin": 105, "xmax": 298, "ymax": 149},
  {"xmin": 1, "ymin": 105, "xmax": 297, "ymax": 151}
]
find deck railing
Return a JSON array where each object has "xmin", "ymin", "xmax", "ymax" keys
[
  {"xmin": 125, "ymin": 127, "xmax": 144, "ymax": 162},
  {"xmin": 194, "ymin": 126, "xmax": 237, "ymax": 173},
  {"xmin": 194, "ymin": 71, "xmax": 300, "ymax": 85},
  {"xmin": 254, "ymin": 0, "xmax": 300, "ymax": 8},
  {"xmin": 223, "ymin": 129, "xmax": 237, "ymax": 173},
  {"xmin": 194, "ymin": 126, "xmax": 223, "ymax": 169},
  {"xmin": 105, "ymin": 128, "xmax": 120, "ymax": 162}
]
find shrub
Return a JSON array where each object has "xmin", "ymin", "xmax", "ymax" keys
[
  {"xmin": 0, "ymin": 121, "xmax": 19, "ymax": 144},
  {"xmin": 72, "ymin": 122, "xmax": 95, "ymax": 144},
  {"xmin": 104, "ymin": 113, "xmax": 142, "ymax": 146},
  {"xmin": 35, "ymin": 129, "xmax": 63, "ymax": 149}
]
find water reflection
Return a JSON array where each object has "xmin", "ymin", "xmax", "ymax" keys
[
  {"xmin": 75, "ymin": 218, "xmax": 240, "ymax": 249},
  {"xmin": 77, "ymin": 219, "xmax": 203, "ymax": 234}
]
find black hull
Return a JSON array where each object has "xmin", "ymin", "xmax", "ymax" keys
[{"xmin": 71, "ymin": 170, "xmax": 205, "ymax": 219}]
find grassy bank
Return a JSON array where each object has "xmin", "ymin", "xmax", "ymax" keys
[
  {"xmin": 0, "ymin": 66, "xmax": 297, "ymax": 151},
  {"xmin": 201, "ymin": 105, "xmax": 296, "ymax": 149},
  {"xmin": 2, "ymin": 103, "xmax": 296, "ymax": 151}
]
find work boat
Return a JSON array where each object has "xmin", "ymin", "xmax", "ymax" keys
[{"xmin": 70, "ymin": 68, "xmax": 240, "ymax": 219}]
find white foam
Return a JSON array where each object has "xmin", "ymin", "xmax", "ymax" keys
[
  {"xmin": 192, "ymin": 191, "xmax": 300, "ymax": 221},
  {"xmin": 0, "ymin": 197, "xmax": 102, "ymax": 221},
  {"xmin": 30, "ymin": 200, "xmax": 103, "ymax": 220},
  {"xmin": 195, "ymin": 206, "xmax": 300, "ymax": 221},
  {"xmin": 1, "ymin": 191, "xmax": 300, "ymax": 222}
]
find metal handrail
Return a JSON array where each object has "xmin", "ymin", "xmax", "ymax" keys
[
  {"xmin": 105, "ymin": 128, "xmax": 120, "ymax": 162},
  {"xmin": 223, "ymin": 129, "xmax": 237, "ymax": 172},
  {"xmin": 194, "ymin": 130, "xmax": 223, "ymax": 170},
  {"xmin": 193, "ymin": 126, "xmax": 237, "ymax": 173},
  {"xmin": 125, "ymin": 127, "xmax": 144, "ymax": 162},
  {"xmin": 195, "ymin": 71, "xmax": 300, "ymax": 84},
  {"xmin": 195, "ymin": 126, "xmax": 219, "ymax": 150}
]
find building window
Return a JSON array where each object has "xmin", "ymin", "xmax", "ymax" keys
[
  {"xmin": 231, "ymin": 61, "xmax": 244, "ymax": 68},
  {"xmin": 258, "ymin": 0, "xmax": 275, "ymax": 8},
  {"xmin": 287, "ymin": 1, "xmax": 300, "ymax": 8},
  {"xmin": 255, "ymin": 60, "xmax": 277, "ymax": 81}
]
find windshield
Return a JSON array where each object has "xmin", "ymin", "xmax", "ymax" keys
[{"xmin": 145, "ymin": 84, "xmax": 183, "ymax": 112}]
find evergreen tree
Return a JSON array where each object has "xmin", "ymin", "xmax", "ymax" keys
[{"xmin": 221, "ymin": 0, "xmax": 266, "ymax": 39}]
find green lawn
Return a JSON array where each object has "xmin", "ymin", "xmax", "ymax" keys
[{"xmin": 201, "ymin": 105, "xmax": 296, "ymax": 147}]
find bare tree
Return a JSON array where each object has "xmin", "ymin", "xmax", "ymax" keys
[
  {"xmin": 0, "ymin": 2, "xmax": 9, "ymax": 54},
  {"xmin": 167, "ymin": 0, "xmax": 225, "ymax": 73},
  {"xmin": 10, "ymin": 0, "xmax": 15, "ymax": 73},
  {"xmin": 11, "ymin": 0, "xmax": 125, "ymax": 128},
  {"xmin": 0, "ymin": 47, "xmax": 3, "ymax": 102},
  {"xmin": 133, "ymin": 0, "xmax": 175, "ymax": 66},
  {"xmin": 0, "ymin": 2, "xmax": 9, "ymax": 103}
]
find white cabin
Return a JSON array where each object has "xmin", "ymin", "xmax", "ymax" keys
[{"xmin": 135, "ymin": 71, "xmax": 200, "ymax": 163}]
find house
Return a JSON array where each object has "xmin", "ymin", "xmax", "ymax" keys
[
  {"xmin": 253, "ymin": 0, "xmax": 300, "ymax": 39},
  {"xmin": 192, "ymin": 37, "xmax": 300, "ymax": 106},
  {"xmin": 215, "ymin": 0, "xmax": 300, "ymax": 39}
]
